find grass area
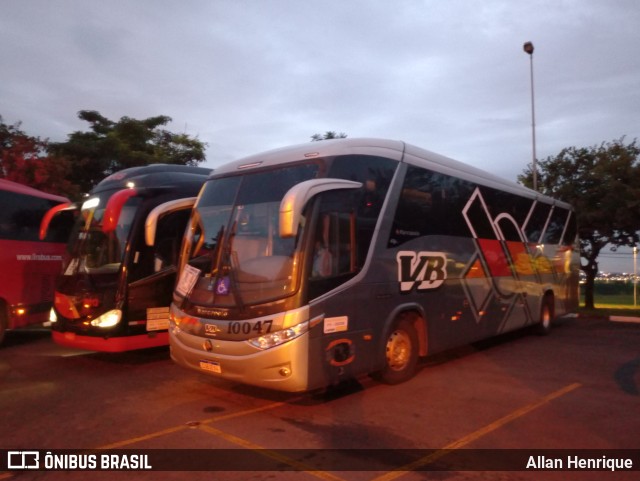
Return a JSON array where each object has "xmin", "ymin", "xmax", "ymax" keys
[
  {"xmin": 578, "ymin": 305, "xmax": 640, "ymax": 318},
  {"xmin": 578, "ymin": 287, "xmax": 640, "ymax": 317}
]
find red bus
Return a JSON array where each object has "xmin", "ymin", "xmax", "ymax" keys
[
  {"xmin": 0, "ymin": 179, "xmax": 73, "ymax": 344},
  {"xmin": 45, "ymin": 164, "xmax": 211, "ymax": 352}
]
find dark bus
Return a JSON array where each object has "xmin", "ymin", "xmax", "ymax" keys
[{"xmin": 46, "ymin": 164, "xmax": 211, "ymax": 352}]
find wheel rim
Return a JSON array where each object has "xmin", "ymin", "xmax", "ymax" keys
[{"xmin": 385, "ymin": 329, "xmax": 412, "ymax": 371}]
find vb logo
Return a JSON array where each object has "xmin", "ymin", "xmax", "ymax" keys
[{"xmin": 396, "ymin": 251, "xmax": 447, "ymax": 292}]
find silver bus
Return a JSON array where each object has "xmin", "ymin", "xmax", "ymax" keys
[{"xmin": 151, "ymin": 139, "xmax": 579, "ymax": 392}]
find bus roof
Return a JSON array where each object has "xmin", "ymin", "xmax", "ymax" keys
[
  {"xmin": 0, "ymin": 178, "xmax": 69, "ymax": 203},
  {"xmin": 209, "ymin": 138, "xmax": 571, "ymax": 209},
  {"xmin": 93, "ymin": 164, "xmax": 213, "ymax": 194}
]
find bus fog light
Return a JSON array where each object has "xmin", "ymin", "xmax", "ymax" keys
[
  {"xmin": 90, "ymin": 309, "xmax": 122, "ymax": 328},
  {"xmin": 248, "ymin": 321, "xmax": 308, "ymax": 350}
]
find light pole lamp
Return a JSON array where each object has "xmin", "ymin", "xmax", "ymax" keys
[{"xmin": 523, "ymin": 41, "xmax": 537, "ymax": 191}]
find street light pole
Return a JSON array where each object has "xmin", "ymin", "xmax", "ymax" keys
[
  {"xmin": 634, "ymin": 246, "xmax": 637, "ymax": 307},
  {"xmin": 523, "ymin": 41, "xmax": 537, "ymax": 191}
]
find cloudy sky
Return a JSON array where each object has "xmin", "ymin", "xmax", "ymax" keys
[{"xmin": 2, "ymin": 0, "xmax": 639, "ymax": 271}]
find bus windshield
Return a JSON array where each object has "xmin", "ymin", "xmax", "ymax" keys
[
  {"xmin": 66, "ymin": 190, "xmax": 140, "ymax": 275},
  {"xmin": 182, "ymin": 164, "xmax": 319, "ymax": 307}
]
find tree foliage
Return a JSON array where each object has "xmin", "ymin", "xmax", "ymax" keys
[
  {"xmin": 0, "ymin": 116, "xmax": 78, "ymax": 198},
  {"xmin": 519, "ymin": 137, "xmax": 640, "ymax": 308},
  {"xmin": 50, "ymin": 110, "xmax": 207, "ymax": 195},
  {"xmin": 311, "ymin": 131, "xmax": 347, "ymax": 141}
]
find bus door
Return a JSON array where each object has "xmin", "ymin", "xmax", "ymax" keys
[
  {"xmin": 301, "ymin": 186, "xmax": 380, "ymax": 386},
  {"xmin": 133, "ymin": 198, "xmax": 197, "ymax": 332}
]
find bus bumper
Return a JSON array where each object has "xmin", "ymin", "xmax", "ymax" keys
[
  {"xmin": 52, "ymin": 330, "xmax": 168, "ymax": 352},
  {"xmin": 169, "ymin": 325, "xmax": 311, "ymax": 392}
]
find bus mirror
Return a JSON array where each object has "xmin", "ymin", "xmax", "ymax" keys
[
  {"xmin": 39, "ymin": 202, "xmax": 76, "ymax": 240},
  {"xmin": 279, "ymin": 178, "xmax": 362, "ymax": 238},
  {"xmin": 145, "ymin": 197, "xmax": 197, "ymax": 246},
  {"xmin": 103, "ymin": 188, "xmax": 139, "ymax": 234}
]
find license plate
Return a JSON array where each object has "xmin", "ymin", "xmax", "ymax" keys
[
  {"xmin": 199, "ymin": 360, "xmax": 221, "ymax": 374},
  {"xmin": 146, "ymin": 307, "xmax": 170, "ymax": 331},
  {"xmin": 146, "ymin": 318, "xmax": 169, "ymax": 331}
]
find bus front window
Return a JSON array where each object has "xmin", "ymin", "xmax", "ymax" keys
[
  {"xmin": 182, "ymin": 164, "xmax": 318, "ymax": 307},
  {"xmin": 67, "ymin": 191, "xmax": 140, "ymax": 275}
]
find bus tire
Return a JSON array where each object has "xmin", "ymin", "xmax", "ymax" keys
[
  {"xmin": 377, "ymin": 317, "xmax": 419, "ymax": 385},
  {"xmin": 536, "ymin": 294, "xmax": 554, "ymax": 336}
]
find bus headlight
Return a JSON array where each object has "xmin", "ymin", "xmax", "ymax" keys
[
  {"xmin": 248, "ymin": 321, "xmax": 309, "ymax": 350},
  {"xmin": 90, "ymin": 309, "xmax": 122, "ymax": 328}
]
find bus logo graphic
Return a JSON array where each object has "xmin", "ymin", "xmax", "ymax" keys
[
  {"xmin": 397, "ymin": 251, "xmax": 447, "ymax": 292},
  {"xmin": 205, "ymin": 323, "xmax": 222, "ymax": 335}
]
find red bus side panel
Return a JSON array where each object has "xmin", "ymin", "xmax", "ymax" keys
[{"xmin": 0, "ymin": 239, "xmax": 65, "ymax": 328}]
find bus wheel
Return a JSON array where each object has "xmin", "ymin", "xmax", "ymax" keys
[
  {"xmin": 536, "ymin": 295, "xmax": 554, "ymax": 336},
  {"xmin": 378, "ymin": 318, "xmax": 419, "ymax": 385}
]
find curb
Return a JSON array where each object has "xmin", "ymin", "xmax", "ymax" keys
[
  {"xmin": 575, "ymin": 313, "xmax": 640, "ymax": 323},
  {"xmin": 609, "ymin": 316, "xmax": 640, "ymax": 324}
]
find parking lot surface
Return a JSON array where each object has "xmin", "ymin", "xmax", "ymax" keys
[{"xmin": 1, "ymin": 315, "xmax": 638, "ymax": 480}]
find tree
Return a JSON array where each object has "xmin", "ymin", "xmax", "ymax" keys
[
  {"xmin": 519, "ymin": 138, "xmax": 640, "ymax": 308},
  {"xmin": 50, "ymin": 110, "xmax": 207, "ymax": 195},
  {"xmin": 311, "ymin": 131, "xmax": 347, "ymax": 141},
  {"xmin": 0, "ymin": 116, "xmax": 78, "ymax": 198}
]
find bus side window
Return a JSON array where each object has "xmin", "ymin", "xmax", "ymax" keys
[
  {"xmin": 311, "ymin": 209, "xmax": 356, "ymax": 286},
  {"xmin": 312, "ymin": 214, "xmax": 334, "ymax": 278},
  {"xmin": 310, "ymin": 189, "xmax": 359, "ymax": 275},
  {"xmin": 153, "ymin": 209, "xmax": 191, "ymax": 272}
]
